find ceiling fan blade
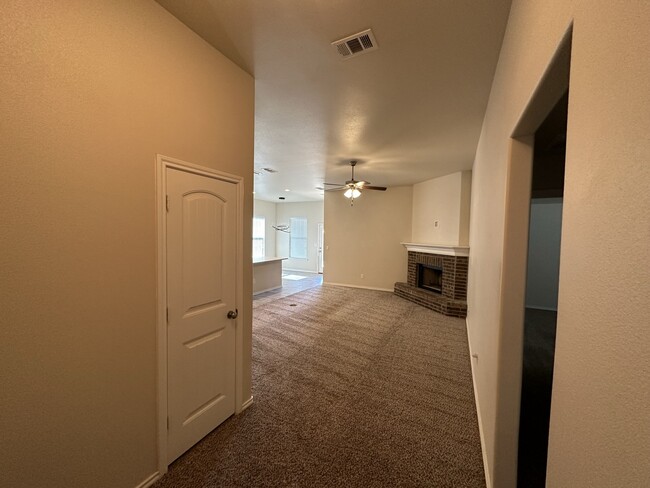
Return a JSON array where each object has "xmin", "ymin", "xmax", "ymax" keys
[{"xmin": 328, "ymin": 161, "xmax": 387, "ymax": 196}]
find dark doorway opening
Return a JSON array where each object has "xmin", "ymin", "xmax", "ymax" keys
[{"xmin": 517, "ymin": 91, "xmax": 568, "ymax": 487}]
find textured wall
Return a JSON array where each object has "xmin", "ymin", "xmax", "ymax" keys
[
  {"xmin": 324, "ymin": 187, "xmax": 412, "ymax": 291},
  {"xmin": 468, "ymin": 0, "xmax": 650, "ymax": 486},
  {"xmin": 0, "ymin": 1, "xmax": 254, "ymax": 487},
  {"xmin": 411, "ymin": 171, "xmax": 472, "ymax": 245}
]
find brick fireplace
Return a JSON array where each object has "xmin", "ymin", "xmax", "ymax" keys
[{"xmin": 394, "ymin": 243, "xmax": 469, "ymax": 318}]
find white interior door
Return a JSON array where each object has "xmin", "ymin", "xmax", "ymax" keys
[
  {"xmin": 166, "ymin": 167, "xmax": 237, "ymax": 463},
  {"xmin": 317, "ymin": 222, "xmax": 324, "ymax": 274}
]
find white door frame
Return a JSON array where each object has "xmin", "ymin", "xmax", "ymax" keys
[
  {"xmin": 493, "ymin": 25, "xmax": 572, "ymax": 487},
  {"xmin": 317, "ymin": 222, "xmax": 324, "ymax": 274},
  {"xmin": 155, "ymin": 154, "xmax": 245, "ymax": 476}
]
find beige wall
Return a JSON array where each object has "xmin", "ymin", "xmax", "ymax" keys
[
  {"xmin": 253, "ymin": 199, "xmax": 277, "ymax": 258},
  {"xmin": 324, "ymin": 187, "xmax": 412, "ymax": 291},
  {"xmin": 468, "ymin": 1, "xmax": 650, "ymax": 487},
  {"xmin": 275, "ymin": 201, "xmax": 324, "ymax": 273},
  {"xmin": 0, "ymin": 2, "xmax": 254, "ymax": 487},
  {"xmin": 458, "ymin": 170, "xmax": 472, "ymax": 246},
  {"xmin": 411, "ymin": 171, "xmax": 472, "ymax": 245}
]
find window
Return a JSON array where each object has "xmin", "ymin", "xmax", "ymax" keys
[
  {"xmin": 289, "ymin": 217, "xmax": 308, "ymax": 259},
  {"xmin": 252, "ymin": 217, "xmax": 265, "ymax": 259}
]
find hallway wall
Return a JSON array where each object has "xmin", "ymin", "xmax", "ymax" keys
[
  {"xmin": 468, "ymin": 1, "xmax": 650, "ymax": 486},
  {"xmin": 0, "ymin": 2, "xmax": 254, "ymax": 487}
]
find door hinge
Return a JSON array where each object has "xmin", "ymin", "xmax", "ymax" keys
[
  {"xmin": 166, "ymin": 307, "xmax": 169, "ymax": 323},
  {"xmin": 165, "ymin": 195, "xmax": 170, "ymax": 212},
  {"xmin": 167, "ymin": 416, "xmax": 169, "ymax": 430}
]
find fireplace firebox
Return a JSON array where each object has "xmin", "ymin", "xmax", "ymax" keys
[{"xmin": 417, "ymin": 264, "xmax": 442, "ymax": 294}]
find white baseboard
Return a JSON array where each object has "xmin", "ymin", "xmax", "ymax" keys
[
  {"xmin": 135, "ymin": 472, "xmax": 161, "ymax": 488},
  {"xmin": 241, "ymin": 395, "xmax": 254, "ymax": 411},
  {"xmin": 465, "ymin": 317, "xmax": 492, "ymax": 488},
  {"xmin": 282, "ymin": 267, "xmax": 318, "ymax": 274},
  {"xmin": 323, "ymin": 281, "xmax": 394, "ymax": 293}
]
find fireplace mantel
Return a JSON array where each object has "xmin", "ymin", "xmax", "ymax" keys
[{"xmin": 401, "ymin": 242, "xmax": 470, "ymax": 257}]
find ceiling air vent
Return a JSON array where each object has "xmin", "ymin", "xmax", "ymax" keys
[{"xmin": 332, "ymin": 29, "xmax": 378, "ymax": 59}]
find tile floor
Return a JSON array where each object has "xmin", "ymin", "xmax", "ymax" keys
[{"xmin": 252, "ymin": 270, "xmax": 322, "ymax": 309}]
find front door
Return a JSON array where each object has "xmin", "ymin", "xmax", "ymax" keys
[{"xmin": 166, "ymin": 167, "xmax": 237, "ymax": 463}]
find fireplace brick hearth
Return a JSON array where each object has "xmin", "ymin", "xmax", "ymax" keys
[{"xmin": 394, "ymin": 246, "xmax": 468, "ymax": 318}]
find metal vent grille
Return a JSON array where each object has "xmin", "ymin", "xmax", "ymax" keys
[{"xmin": 332, "ymin": 29, "xmax": 378, "ymax": 59}]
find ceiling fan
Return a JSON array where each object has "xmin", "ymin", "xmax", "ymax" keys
[{"xmin": 323, "ymin": 160, "xmax": 386, "ymax": 203}]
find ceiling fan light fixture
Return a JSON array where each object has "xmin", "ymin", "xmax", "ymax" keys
[
  {"xmin": 344, "ymin": 188, "xmax": 361, "ymax": 199},
  {"xmin": 329, "ymin": 161, "xmax": 384, "ymax": 203}
]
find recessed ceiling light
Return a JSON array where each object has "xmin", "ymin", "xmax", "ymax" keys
[{"xmin": 284, "ymin": 189, "xmax": 290, "ymax": 192}]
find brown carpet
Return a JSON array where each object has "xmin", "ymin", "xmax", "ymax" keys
[{"xmin": 155, "ymin": 285, "xmax": 485, "ymax": 487}]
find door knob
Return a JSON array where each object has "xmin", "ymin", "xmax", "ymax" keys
[{"xmin": 227, "ymin": 309, "xmax": 238, "ymax": 319}]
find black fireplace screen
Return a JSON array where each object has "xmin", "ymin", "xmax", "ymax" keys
[{"xmin": 417, "ymin": 264, "xmax": 442, "ymax": 293}]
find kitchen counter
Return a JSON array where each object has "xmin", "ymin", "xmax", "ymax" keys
[{"xmin": 253, "ymin": 257, "xmax": 287, "ymax": 295}]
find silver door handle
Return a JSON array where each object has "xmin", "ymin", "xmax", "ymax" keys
[{"xmin": 227, "ymin": 309, "xmax": 238, "ymax": 319}]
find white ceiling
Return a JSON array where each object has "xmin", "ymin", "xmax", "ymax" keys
[{"xmin": 156, "ymin": 0, "xmax": 512, "ymax": 202}]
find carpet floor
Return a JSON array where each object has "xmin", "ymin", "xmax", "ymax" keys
[{"xmin": 155, "ymin": 285, "xmax": 485, "ymax": 487}]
